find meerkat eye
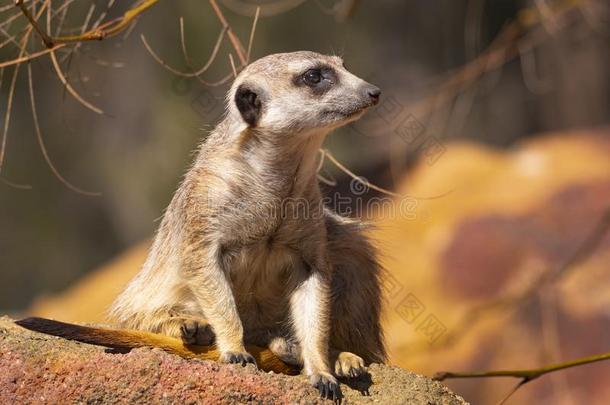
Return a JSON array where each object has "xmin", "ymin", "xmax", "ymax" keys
[{"xmin": 303, "ymin": 69, "xmax": 322, "ymax": 86}]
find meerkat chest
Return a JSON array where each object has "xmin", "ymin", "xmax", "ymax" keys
[
  {"xmin": 220, "ymin": 214, "xmax": 324, "ymax": 327},
  {"xmin": 224, "ymin": 220, "xmax": 313, "ymax": 285},
  {"xmin": 224, "ymin": 237, "xmax": 300, "ymax": 330}
]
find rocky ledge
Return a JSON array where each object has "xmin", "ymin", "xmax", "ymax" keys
[{"xmin": 0, "ymin": 316, "xmax": 467, "ymax": 404}]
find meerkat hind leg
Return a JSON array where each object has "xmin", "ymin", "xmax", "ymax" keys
[
  {"xmin": 152, "ymin": 313, "xmax": 215, "ymax": 346},
  {"xmin": 269, "ymin": 337, "xmax": 365, "ymax": 378},
  {"xmin": 268, "ymin": 336, "xmax": 303, "ymax": 366},
  {"xmin": 179, "ymin": 318, "xmax": 215, "ymax": 346}
]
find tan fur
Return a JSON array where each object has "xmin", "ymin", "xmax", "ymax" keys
[
  {"xmin": 104, "ymin": 51, "xmax": 386, "ymax": 398},
  {"xmin": 15, "ymin": 317, "xmax": 298, "ymax": 375}
]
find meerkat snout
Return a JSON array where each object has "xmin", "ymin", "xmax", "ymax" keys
[{"xmin": 364, "ymin": 84, "xmax": 381, "ymax": 105}]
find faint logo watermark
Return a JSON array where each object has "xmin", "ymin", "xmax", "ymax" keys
[
  {"xmin": 346, "ymin": 71, "xmax": 446, "ymax": 166},
  {"xmin": 203, "ymin": 192, "xmax": 419, "ymax": 221},
  {"xmin": 381, "ymin": 268, "xmax": 447, "ymax": 344},
  {"xmin": 349, "ymin": 93, "xmax": 446, "ymax": 166},
  {"xmin": 349, "ymin": 176, "xmax": 369, "ymax": 196}
]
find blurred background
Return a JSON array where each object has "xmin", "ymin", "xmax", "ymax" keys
[{"xmin": 1, "ymin": 0, "xmax": 609, "ymax": 404}]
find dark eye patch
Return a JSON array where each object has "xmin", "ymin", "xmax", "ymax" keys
[{"xmin": 293, "ymin": 64, "xmax": 338, "ymax": 94}]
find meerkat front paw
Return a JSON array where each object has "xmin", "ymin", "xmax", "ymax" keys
[
  {"xmin": 310, "ymin": 372, "xmax": 342, "ymax": 401},
  {"xmin": 179, "ymin": 319, "xmax": 215, "ymax": 346},
  {"xmin": 334, "ymin": 351, "xmax": 366, "ymax": 378},
  {"xmin": 219, "ymin": 350, "xmax": 257, "ymax": 367}
]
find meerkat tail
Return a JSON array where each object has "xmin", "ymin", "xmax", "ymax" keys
[{"xmin": 14, "ymin": 317, "xmax": 298, "ymax": 375}]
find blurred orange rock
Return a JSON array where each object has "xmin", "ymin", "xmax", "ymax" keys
[{"xmin": 374, "ymin": 128, "xmax": 610, "ymax": 404}]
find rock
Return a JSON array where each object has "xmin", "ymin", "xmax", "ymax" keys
[{"xmin": 0, "ymin": 316, "xmax": 467, "ymax": 404}]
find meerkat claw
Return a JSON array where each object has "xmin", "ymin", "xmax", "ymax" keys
[
  {"xmin": 311, "ymin": 373, "xmax": 342, "ymax": 401},
  {"xmin": 219, "ymin": 351, "xmax": 257, "ymax": 367},
  {"xmin": 179, "ymin": 320, "xmax": 198, "ymax": 345}
]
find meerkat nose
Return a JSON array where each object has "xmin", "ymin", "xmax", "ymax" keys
[{"xmin": 364, "ymin": 85, "xmax": 381, "ymax": 105}]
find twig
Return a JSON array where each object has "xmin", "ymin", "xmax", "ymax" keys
[
  {"xmin": 1, "ymin": 43, "xmax": 24, "ymax": 176},
  {"xmin": 407, "ymin": 0, "xmax": 582, "ymax": 121},
  {"xmin": 49, "ymin": 50, "xmax": 104, "ymax": 114},
  {"xmin": 322, "ymin": 149, "xmax": 401, "ymax": 198},
  {"xmin": 179, "ymin": 17, "xmax": 193, "ymax": 67},
  {"xmin": 0, "ymin": 43, "xmax": 65, "ymax": 68},
  {"xmin": 1, "ymin": 0, "xmax": 49, "ymax": 175},
  {"xmin": 0, "ymin": 176, "xmax": 32, "ymax": 190},
  {"xmin": 539, "ymin": 288, "xmax": 575, "ymax": 404},
  {"xmin": 194, "ymin": 71, "xmax": 234, "ymax": 87},
  {"xmin": 322, "ymin": 149, "xmax": 454, "ymax": 200},
  {"xmin": 0, "ymin": 61, "xmax": 19, "ymax": 174},
  {"xmin": 208, "ymin": 0, "xmax": 247, "ymax": 65},
  {"xmin": 228, "ymin": 52, "xmax": 237, "ymax": 78},
  {"xmin": 177, "ymin": 20, "xmax": 227, "ymax": 76},
  {"xmin": 433, "ymin": 351, "xmax": 610, "ymax": 382},
  {"xmin": 141, "ymin": 29, "xmax": 227, "ymax": 81},
  {"xmin": 246, "ymin": 6, "xmax": 260, "ymax": 62},
  {"xmin": 496, "ymin": 382, "xmax": 523, "ymax": 405},
  {"xmin": 27, "ymin": 63, "xmax": 101, "ymax": 196},
  {"xmin": 53, "ymin": 0, "xmax": 69, "ymax": 37},
  {"xmin": 15, "ymin": 0, "xmax": 53, "ymax": 47},
  {"xmin": 91, "ymin": 0, "xmax": 116, "ymax": 32},
  {"xmin": 15, "ymin": 0, "xmax": 158, "ymax": 48},
  {"xmin": 54, "ymin": 0, "xmax": 157, "ymax": 43},
  {"xmin": 79, "ymin": 3, "xmax": 96, "ymax": 36},
  {"xmin": 317, "ymin": 173, "xmax": 337, "ymax": 187},
  {"xmin": 142, "ymin": 0, "xmax": 257, "ymax": 86},
  {"xmin": 0, "ymin": 24, "xmax": 24, "ymax": 49}
]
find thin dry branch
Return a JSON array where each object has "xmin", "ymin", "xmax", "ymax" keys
[
  {"xmin": 49, "ymin": 50, "xmax": 103, "ymax": 114},
  {"xmin": 408, "ymin": 0, "xmax": 584, "ymax": 120},
  {"xmin": 52, "ymin": 1, "xmax": 70, "ymax": 37},
  {"xmin": 322, "ymin": 149, "xmax": 401, "ymax": 198},
  {"xmin": 0, "ymin": 0, "xmax": 47, "ymax": 175},
  {"xmin": 141, "ymin": 30, "xmax": 228, "ymax": 82},
  {"xmin": 141, "ymin": 0, "xmax": 257, "ymax": 86},
  {"xmin": 433, "ymin": 352, "xmax": 610, "ymax": 403},
  {"xmin": 27, "ymin": 63, "xmax": 101, "ymax": 196},
  {"xmin": 0, "ymin": 62, "xmax": 20, "ymax": 176},
  {"xmin": 322, "ymin": 149, "xmax": 454, "ymax": 201},
  {"xmin": 91, "ymin": 0, "xmax": 117, "ymax": 31},
  {"xmin": 178, "ymin": 17, "xmax": 193, "ymax": 67},
  {"xmin": 173, "ymin": 21, "xmax": 226, "ymax": 77},
  {"xmin": 208, "ymin": 0, "xmax": 247, "ymax": 65},
  {"xmin": 0, "ymin": 175, "xmax": 32, "ymax": 190},
  {"xmin": 16, "ymin": 0, "xmax": 158, "ymax": 47},
  {"xmin": 246, "ymin": 6, "xmax": 261, "ymax": 62},
  {"xmin": 434, "ymin": 352, "xmax": 610, "ymax": 381},
  {"xmin": 228, "ymin": 52, "xmax": 237, "ymax": 78},
  {"xmin": 0, "ymin": 44, "xmax": 65, "ymax": 68},
  {"xmin": 0, "ymin": 0, "xmax": 46, "ymax": 176},
  {"xmin": 15, "ymin": 0, "xmax": 53, "ymax": 47}
]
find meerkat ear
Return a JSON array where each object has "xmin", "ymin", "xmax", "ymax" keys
[{"xmin": 235, "ymin": 85, "xmax": 262, "ymax": 127}]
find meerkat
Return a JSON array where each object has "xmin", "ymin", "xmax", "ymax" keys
[{"xmin": 18, "ymin": 51, "xmax": 386, "ymax": 401}]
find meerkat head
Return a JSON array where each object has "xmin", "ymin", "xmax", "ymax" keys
[{"xmin": 228, "ymin": 51, "xmax": 380, "ymax": 134}]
